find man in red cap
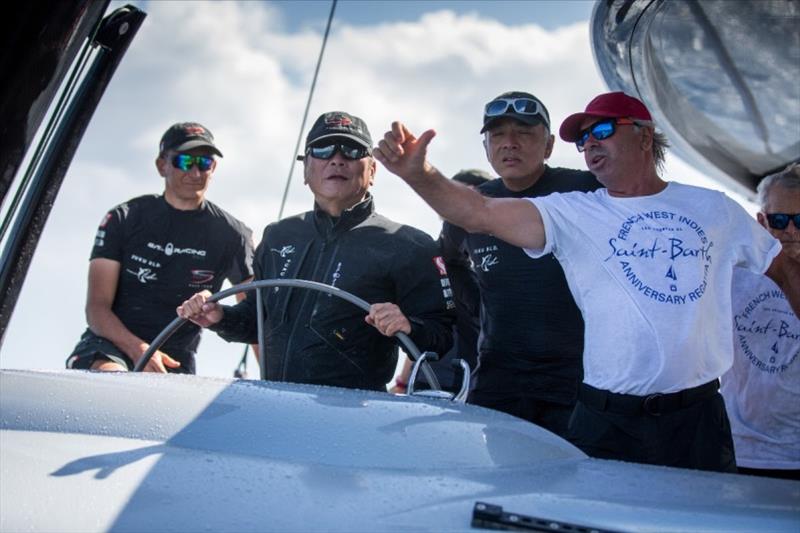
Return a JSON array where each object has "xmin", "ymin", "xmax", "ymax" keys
[{"xmin": 373, "ymin": 92, "xmax": 800, "ymax": 472}]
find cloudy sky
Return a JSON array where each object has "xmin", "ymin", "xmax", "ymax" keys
[{"xmin": 1, "ymin": 0, "xmax": 755, "ymax": 378}]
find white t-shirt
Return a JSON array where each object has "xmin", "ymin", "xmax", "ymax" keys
[
  {"xmin": 721, "ymin": 268, "xmax": 800, "ymax": 469},
  {"xmin": 525, "ymin": 182, "xmax": 780, "ymax": 395}
]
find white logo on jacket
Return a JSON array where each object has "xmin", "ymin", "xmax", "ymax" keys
[{"xmin": 271, "ymin": 245, "xmax": 295, "ymax": 258}]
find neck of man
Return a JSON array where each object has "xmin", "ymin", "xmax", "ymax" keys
[
  {"xmin": 316, "ymin": 194, "xmax": 366, "ymax": 218},
  {"xmin": 164, "ymin": 190, "xmax": 204, "ymax": 211},
  {"xmin": 501, "ymin": 163, "xmax": 546, "ymax": 192},
  {"xmin": 605, "ymin": 163, "xmax": 667, "ymax": 198}
]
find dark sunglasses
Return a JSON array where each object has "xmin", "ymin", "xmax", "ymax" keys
[
  {"xmin": 171, "ymin": 154, "xmax": 214, "ymax": 172},
  {"xmin": 766, "ymin": 213, "xmax": 800, "ymax": 230},
  {"xmin": 485, "ymin": 97, "xmax": 547, "ymax": 120},
  {"xmin": 576, "ymin": 118, "xmax": 635, "ymax": 152},
  {"xmin": 306, "ymin": 142, "xmax": 371, "ymax": 161}
]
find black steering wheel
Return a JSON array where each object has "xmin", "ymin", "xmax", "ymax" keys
[{"xmin": 132, "ymin": 279, "xmax": 442, "ymax": 390}]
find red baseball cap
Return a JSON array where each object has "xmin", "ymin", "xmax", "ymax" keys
[{"xmin": 559, "ymin": 92, "xmax": 652, "ymax": 142}]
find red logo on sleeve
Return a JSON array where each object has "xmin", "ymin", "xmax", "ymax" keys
[{"xmin": 433, "ymin": 256, "xmax": 447, "ymax": 276}]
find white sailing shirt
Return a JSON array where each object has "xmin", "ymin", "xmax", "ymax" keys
[
  {"xmin": 721, "ymin": 268, "xmax": 800, "ymax": 469},
  {"xmin": 524, "ymin": 182, "xmax": 781, "ymax": 395}
]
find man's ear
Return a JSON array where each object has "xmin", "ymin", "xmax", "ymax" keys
[
  {"xmin": 756, "ymin": 211, "xmax": 768, "ymax": 230},
  {"xmin": 544, "ymin": 133, "xmax": 555, "ymax": 159},
  {"xmin": 482, "ymin": 136, "xmax": 489, "ymax": 161},
  {"xmin": 640, "ymin": 126, "xmax": 654, "ymax": 152},
  {"xmin": 368, "ymin": 158, "xmax": 376, "ymax": 186},
  {"xmin": 155, "ymin": 155, "xmax": 168, "ymax": 177}
]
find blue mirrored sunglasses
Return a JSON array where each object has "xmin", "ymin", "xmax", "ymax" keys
[
  {"xmin": 171, "ymin": 154, "xmax": 214, "ymax": 171},
  {"xmin": 766, "ymin": 213, "xmax": 800, "ymax": 230},
  {"xmin": 576, "ymin": 118, "xmax": 635, "ymax": 152},
  {"xmin": 306, "ymin": 142, "xmax": 371, "ymax": 161}
]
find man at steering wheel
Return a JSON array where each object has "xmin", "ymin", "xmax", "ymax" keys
[{"xmin": 178, "ymin": 111, "xmax": 454, "ymax": 391}]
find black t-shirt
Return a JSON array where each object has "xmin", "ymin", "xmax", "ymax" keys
[
  {"xmin": 441, "ymin": 166, "xmax": 601, "ymax": 403},
  {"xmin": 91, "ymin": 195, "xmax": 254, "ymax": 373}
]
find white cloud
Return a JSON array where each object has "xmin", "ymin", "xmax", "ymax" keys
[{"xmin": 0, "ymin": 1, "xmax": 753, "ymax": 377}]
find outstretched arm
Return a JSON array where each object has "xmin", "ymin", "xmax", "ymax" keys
[
  {"xmin": 765, "ymin": 250, "xmax": 800, "ymax": 317},
  {"xmin": 374, "ymin": 121, "xmax": 546, "ymax": 250}
]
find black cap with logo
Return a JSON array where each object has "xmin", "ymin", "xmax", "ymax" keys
[
  {"xmin": 305, "ymin": 111, "xmax": 373, "ymax": 151},
  {"xmin": 159, "ymin": 122, "xmax": 223, "ymax": 157}
]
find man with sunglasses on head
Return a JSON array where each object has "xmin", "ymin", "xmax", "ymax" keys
[
  {"xmin": 374, "ymin": 91, "xmax": 800, "ymax": 472},
  {"xmin": 178, "ymin": 111, "xmax": 453, "ymax": 391},
  {"xmin": 721, "ymin": 163, "xmax": 800, "ymax": 481},
  {"xmin": 438, "ymin": 92, "xmax": 600, "ymax": 436},
  {"xmin": 66, "ymin": 122, "xmax": 255, "ymax": 374}
]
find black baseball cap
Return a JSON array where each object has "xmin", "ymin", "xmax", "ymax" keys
[
  {"xmin": 159, "ymin": 122, "xmax": 223, "ymax": 157},
  {"xmin": 305, "ymin": 111, "xmax": 372, "ymax": 151},
  {"xmin": 481, "ymin": 91, "xmax": 551, "ymax": 133}
]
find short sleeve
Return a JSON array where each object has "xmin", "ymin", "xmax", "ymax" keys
[
  {"xmin": 724, "ymin": 195, "xmax": 781, "ymax": 274},
  {"xmin": 89, "ymin": 206, "xmax": 126, "ymax": 262},
  {"xmin": 225, "ymin": 224, "xmax": 256, "ymax": 284}
]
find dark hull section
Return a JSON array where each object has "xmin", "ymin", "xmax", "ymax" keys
[{"xmin": 0, "ymin": 2, "xmax": 145, "ymax": 343}]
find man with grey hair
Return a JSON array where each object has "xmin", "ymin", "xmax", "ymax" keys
[
  {"xmin": 721, "ymin": 163, "xmax": 800, "ymax": 480},
  {"xmin": 374, "ymin": 91, "xmax": 800, "ymax": 471}
]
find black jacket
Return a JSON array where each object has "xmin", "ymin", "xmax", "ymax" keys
[{"xmin": 212, "ymin": 195, "xmax": 454, "ymax": 391}]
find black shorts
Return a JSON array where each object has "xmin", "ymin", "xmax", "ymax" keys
[{"xmin": 66, "ymin": 329, "xmax": 134, "ymax": 370}]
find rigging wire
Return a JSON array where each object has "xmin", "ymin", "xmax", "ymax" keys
[
  {"xmin": 276, "ymin": 0, "xmax": 337, "ymax": 221},
  {"xmin": 236, "ymin": 0, "xmax": 337, "ymax": 377}
]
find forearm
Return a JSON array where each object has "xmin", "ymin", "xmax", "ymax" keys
[
  {"xmin": 407, "ymin": 314, "xmax": 454, "ymax": 357},
  {"xmin": 766, "ymin": 251, "xmax": 800, "ymax": 318},
  {"xmin": 405, "ymin": 165, "xmax": 494, "ymax": 234},
  {"xmin": 86, "ymin": 305, "xmax": 150, "ymax": 362},
  {"xmin": 779, "ymin": 258, "xmax": 800, "ymax": 318},
  {"xmin": 209, "ymin": 299, "xmax": 259, "ymax": 344}
]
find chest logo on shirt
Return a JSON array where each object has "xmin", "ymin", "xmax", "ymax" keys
[
  {"xmin": 271, "ymin": 245, "xmax": 295, "ymax": 258},
  {"xmin": 472, "ymin": 245, "xmax": 500, "ymax": 272},
  {"xmin": 190, "ymin": 270, "xmax": 215, "ymax": 285},
  {"xmin": 734, "ymin": 289, "xmax": 800, "ymax": 374},
  {"xmin": 126, "ymin": 267, "xmax": 157, "ymax": 284},
  {"xmin": 147, "ymin": 241, "xmax": 206, "ymax": 257},
  {"xmin": 603, "ymin": 210, "xmax": 713, "ymax": 305},
  {"xmin": 478, "ymin": 254, "xmax": 500, "ymax": 272}
]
